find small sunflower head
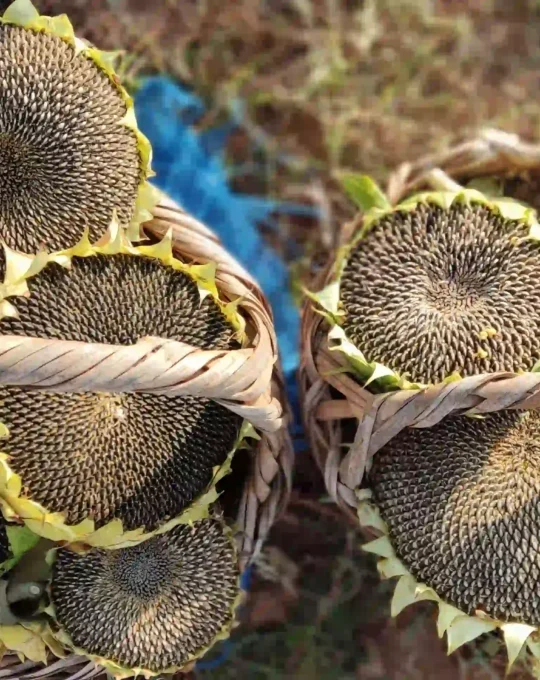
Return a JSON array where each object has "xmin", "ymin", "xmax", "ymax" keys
[
  {"xmin": 0, "ymin": 0, "xmax": 154, "ymax": 255},
  {"xmin": 49, "ymin": 518, "xmax": 241, "ymax": 676}
]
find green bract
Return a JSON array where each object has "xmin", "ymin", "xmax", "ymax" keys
[
  {"xmin": 0, "ymin": 525, "xmax": 39, "ymax": 576},
  {"xmin": 357, "ymin": 489, "xmax": 539, "ymax": 672}
]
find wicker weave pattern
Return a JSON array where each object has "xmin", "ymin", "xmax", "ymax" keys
[
  {"xmin": 300, "ymin": 128, "xmax": 540, "ymax": 518},
  {"xmin": 0, "ymin": 656, "xmax": 103, "ymax": 678}
]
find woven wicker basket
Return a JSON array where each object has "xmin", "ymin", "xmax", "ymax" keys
[
  {"xmin": 0, "ymin": 197, "xmax": 293, "ymax": 678},
  {"xmin": 300, "ymin": 127, "xmax": 540, "ymax": 520}
]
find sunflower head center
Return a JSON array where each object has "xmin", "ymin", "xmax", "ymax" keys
[
  {"xmin": 423, "ymin": 276, "xmax": 484, "ymax": 316},
  {"xmin": 109, "ymin": 547, "xmax": 174, "ymax": 600},
  {"xmin": 91, "ymin": 393, "xmax": 127, "ymax": 427}
]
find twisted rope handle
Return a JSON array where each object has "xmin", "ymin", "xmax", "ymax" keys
[{"xmin": 0, "ymin": 334, "xmax": 281, "ymax": 433}]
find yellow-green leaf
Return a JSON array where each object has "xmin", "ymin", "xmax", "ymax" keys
[
  {"xmin": 466, "ymin": 176, "xmax": 503, "ymax": 197},
  {"xmin": 305, "ymin": 281, "xmax": 342, "ymax": 318},
  {"xmin": 0, "ymin": 625, "xmax": 47, "ymax": 663},
  {"xmin": 357, "ymin": 501, "xmax": 386, "ymax": 533},
  {"xmin": 436, "ymin": 602, "xmax": 463, "ymax": 638},
  {"xmin": 6, "ymin": 525, "xmax": 39, "ymax": 560},
  {"xmin": 2, "ymin": 0, "xmax": 39, "ymax": 26},
  {"xmin": 377, "ymin": 557, "xmax": 408, "ymax": 579},
  {"xmin": 340, "ymin": 174, "xmax": 391, "ymax": 212},
  {"xmin": 446, "ymin": 616, "xmax": 496, "ymax": 654},
  {"xmin": 391, "ymin": 575, "xmax": 417, "ymax": 617},
  {"xmin": 495, "ymin": 197, "xmax": 532, "ymax": 222},
  {"xmin": 363, "ymin": 536, "xmax": 394, "ymax": 558}
]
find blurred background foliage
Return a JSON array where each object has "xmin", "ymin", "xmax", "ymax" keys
[{"xmin": 27, "ymin": 1, "xmax": 540, "ymax": 677}]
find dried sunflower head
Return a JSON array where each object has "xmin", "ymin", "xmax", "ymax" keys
[
  {"xmin": 0, "ymin": 230, "xmax": 245, "ymax": 545},
  {"xmin": 362, "ymin": 409, "xmax": 540, "ymax": 665},
  {"xmin": 0, "ymin": 0, "xmax": 154, "ymax": 255},
  {"xmin": 328, "ymin": 181, "xmax": 540, "ymax": 664},
  {"xmin": 339, "ymin": 195, "xmax": 540, "ymax": 385},
  {"xmin": 370, "ymin": 410, "xmax": 540, "ymax": 624},
  {"xmin": 49, "ymin": 517, "xmax": 241, "ymax": 676}
]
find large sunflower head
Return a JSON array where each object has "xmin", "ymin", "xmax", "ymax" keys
[
  {"xmin": 328, "ymin": 187, "xmax": 540, "ymax": 388},
  {"xmin": 49, "ymin": 517, "xmax": 241, "ymax": 676},
  {"xmin": 0, "ymin": 229, "xmax": 245, "ymax": 545},
  {"xmin": 363, "ymin": 409, "xmax": 540, "ymax": 664},
  {"xmin": 0, "ymin": 0, "xmax": 154, "ymax": 256},
  {"xmin": 339, "ymin": 195, "xmax": 540, "ymax": 385},
  {"xmin": 370, "ymin": 411, "xmax": 540, "ymax": 623}
]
